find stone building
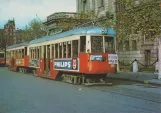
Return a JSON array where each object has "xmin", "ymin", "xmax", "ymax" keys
[
  {"xmin": 43, "ymin": 12, "xmax": 78, "ymax": 35},
  {"xmin": 116, "ymin": 0, "xmax": 159, "ymax": 71},
  {"xmin": 76, "ymin": 0, "xmax": 159, "ymax": 71},
  {"xmin": 76, "ymin": 0, "xmax": 115, "ymax": 18},
  {"xmin": 4, "ymin": 19, "xmax": 16, "ymax": 45}
]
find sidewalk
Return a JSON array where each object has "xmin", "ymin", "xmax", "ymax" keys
[{"xmin": 106, "ymin": 72, "xmax": 161, "ymax": 86}]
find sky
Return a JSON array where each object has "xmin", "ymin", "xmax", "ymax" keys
[{"xmin": 0, "ymin": 0, "xmax": 76, "ymax": 29}]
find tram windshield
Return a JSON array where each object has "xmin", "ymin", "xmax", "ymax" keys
[
  {"xmin": 104, "ymin": 36, "xmax": 114, "ymax": 52},
  {"xmin": 91, "ymin": 36, "xmax": 114, "ymax": 53},
  {"xmin": 91, "ymin": 36, "xmax": 103, "ymax": 53}
]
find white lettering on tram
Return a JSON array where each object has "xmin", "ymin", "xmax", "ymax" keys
[{"xmin": 54, "ymin": 61, "xmax": 71, "ymax": 68}]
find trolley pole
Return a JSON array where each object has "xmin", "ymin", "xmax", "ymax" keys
[{"xmin": 36, "ymin": 14, "xmax": 49, "ymax": 36}]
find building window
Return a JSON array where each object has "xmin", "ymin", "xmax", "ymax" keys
[
  {"xmin": 124, "ymin": 41, "xmax": 129, "ymax": 51},
  {"xmin": 132, "ymin": 40, "xmax": 137, "ymax": 50},
  {"xmin": 100, "ymin": 0, "xmax": 104, "ymax": 6},
  {"xmin": 117, "ymin": 42, "xmax": 123, "ymax": 52},
  {"xmin": 82, "ymin": 0, "xmax": 86, "ymax": 12}
]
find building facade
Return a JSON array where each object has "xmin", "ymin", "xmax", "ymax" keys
[
  {"xmin": 76, "ymin": 0, "xmax": 115, "ymax": 18},
  {"xmin": 116, "ymin": 0, "xmax": 160, "ymax": 71},
  {"xmin": 43, "ymin": 12, "xmax": 78, "ymax": 35},
  {"xmin": 4, "ymin": 19, "xmax": 16, "ymax": 45},
  {"xmin": 77, "ymin": 0, "xmax": 159, "ymax": 71}
]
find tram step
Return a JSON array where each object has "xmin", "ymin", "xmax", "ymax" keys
[{"xmin": 84, "ymin": 83, "xmax": 113, "ymax": 86}]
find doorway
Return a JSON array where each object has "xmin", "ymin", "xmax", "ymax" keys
[{"xmin": 144, "ymin": 50, "xmax": 151, "ymax": 66}]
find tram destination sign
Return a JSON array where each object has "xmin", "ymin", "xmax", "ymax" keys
[
  {"xmin": 108, "ymin": 54, "xmax": 118, "ymax": 64},
  {"xmin": 54, "ymin": 59, "xmax": 78, "ymax": 71}
]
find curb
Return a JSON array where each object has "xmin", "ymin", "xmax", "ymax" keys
[{"xmin": 106, "ymin": 76, "xmax": 161, "ymax": 86}]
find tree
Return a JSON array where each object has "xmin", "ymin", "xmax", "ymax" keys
[
  {"xmin": 115, "ymin": 0, "xmax": 161, "ymax": 77},
  {"xmin": 115, "ymin": 0, "xmax": 160, "ymax": 42},
  {"xmin": 0, "ymin": 29, "xmax": 14, "ymax": 64},
  {"xmin": 18, "ymin": 19, "xmax": 46, "ymax": 42}
]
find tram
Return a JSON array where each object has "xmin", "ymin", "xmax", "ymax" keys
[
  {"xmin": 7, "ymin": 26, "xmax": 118, "ymax": 84},
  {"xmin": 0, "ymin": 51, "xmax": 5, "ymax": 66},
  {"xmin": 7, "ymin": 42, "xmax": 29, "ymax": 71}
]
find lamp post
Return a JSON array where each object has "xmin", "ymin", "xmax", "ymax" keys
[{"xmin": 158, "ymin": 3, "xmax": 161, "ymax": 79}]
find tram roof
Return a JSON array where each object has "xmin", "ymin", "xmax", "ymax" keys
[
  {"xmin": 7, "ymin": 41, "xmax": 30, "ymax": 49},
  {"xmin": 29, "ymin": 26, "xmax": 116, "ymax": 45}
]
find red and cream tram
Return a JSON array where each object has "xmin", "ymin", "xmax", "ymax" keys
[
  {"xmin": 0, "ymin": 51, "xmax": 5, "ymax": 66},
  {"xmin": 7, "ymin": 26, "xmax": 118, "ymax": 84}
]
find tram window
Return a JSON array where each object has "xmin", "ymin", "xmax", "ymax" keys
[
  {"xmin": 16, "ymin": 50, "xmax": 18, "ymax": 58},
  {"xmin": 80, "ymin": 36, "xmax": 86, "ymax": 52},
  {"xmin": 29, "ymin": 48, "xmax": 32, "ymax": 58},
  {"xmin": 105, "ymin": 37, "xmax": 114, "ymax": 52},
  {"xmin": 37, "ymin": 47, "xmax": 39, "ymax": 59},
  {"xmin": 63, "ymin": 42, "xmax": 67, "ymax": 58},
  {"xmin": 0, "ymin": 53, "xmax": 4, "ymax": 58},
  {"xmin": 39, "ymin": 46, "xmax": 42, "ymax": 59},
  {"xmin": 35, "ymin": 48, "xmax": 37, "ymax": 59},
  {"xmin": 25, "ymin": 47, "xmax": 27, "ymax": 56},
  {"xmin": 31, "ymin": 48, "xmax": 34, "ymax": 59},
  {"xmin": 32, "ymin": 48, "xmax": 34, "ymax": 59},
  {"xmin": 67, "ymin": 41, "xmax": 71, "ymax": 58},
  {"xmin": 22, "ymin": 49, "xmax": 24, "ymax": 58},
  {"xmin": 91, "ymin": 36, "xmax": 103, "ymax": 53},
  {"xmin": 59, "ymin": 43, "xmax": 62, "ymax": 58},
  {"xmin": 72, "ymin": 40, "xmax": 78, "ymax": 58},
  {"xmin": 52, "ymin": 45, "xmax": 54, "ymax": 58},
  {"xmin": 55, "ymin": 44, "xmax": 58, "ymax": 58}
]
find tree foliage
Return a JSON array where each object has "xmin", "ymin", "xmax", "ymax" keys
[
  {"xmin": 115, "ymin": 0, "xmax": 160, "ymax": 42},
  {"xmin": 18, "ymin": 19, "xmax": 46, "ymax": 42},
  {"xmin": 55, "ymin": 11, "xmax": 98, "ymax": 31},
  {"xmin": 0, "ymin": 30, "xmax": 14, "ymax": 51}
]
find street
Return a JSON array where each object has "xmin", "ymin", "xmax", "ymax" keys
[{"xmin": 0, "ymin": 67, "xmax": 161, "ymax": 113}]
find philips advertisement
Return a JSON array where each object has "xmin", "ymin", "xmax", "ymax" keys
[{"xmin": 53, "ymin": 59, "xmax": 79, "ymax": 71}]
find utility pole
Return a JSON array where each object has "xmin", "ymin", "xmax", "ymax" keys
[
  {"xmin": 36, "ymin": 14, "xmax": 49, "ymax": 36},
  {"xmin": 158, "ymin": 3, "xmax": 161, "ymax": 79}
]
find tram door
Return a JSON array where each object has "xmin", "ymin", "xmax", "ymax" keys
[
  {"xmin": 44, "ymin": 45, "xmax": 50, "ymax": 75},
  {"xmin": 44, "ymin": 46, "xmax": 46, "ymax": 71},
  {"xmin": 46, "ymin": 45, "xmax": 50, "ymax": 72}
]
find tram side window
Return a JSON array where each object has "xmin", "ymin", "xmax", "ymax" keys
[
  {"xmin": 63, "ymin": 42, "xmax": 66, "ymax": 58},
  {"xmin": 31, "ymin": 48, "xmax": 33, "ymax": 59},
  {"xmin": 6, "ymin": 51, "xmax": 10, "ymax": 59},
  {"xmin": 16, "ymin": 50, "xmax": 18, "ymax": 58},
  {"xmin": 25, "ymin": 47, "xmax": 27, "ymax": 56},
  {"xmin": 0, "ymin": 53, "xmax": 4, "ymax": 58},
  {"xmin": 30, "ymin": 48, "xmax": 31, "ymax": 59},
  {"xmin": 22, "ymin": 49, "xmax": 24, "ymax": 58},
  {"xmin": 37, "ymin": 47, "xmax": 40, "ymax": 59},
  {"xmin": 59, "ymin": 43, "xmax": 62, "ymax": 58},
  {"xmin": 72, "ymin": 40, "xmax": 78, "ymax": 58},
  {"xmin": 55, "ymin": 44, "xmax": 58, "ymax": 58},
  {"xmin": 32, "ymin": 48, "xmax": 34, "ymax": 59},
  {"xmin": 67, "ymin": 41, "xmax": 71, "ymax": 58},
  {"xmin": 105, "ymin": 36, "xmax": 114, "ymax": 52},
  {"xmin": 80, "ymin": 36, "xmax": 86, "ymax": 52},
  {"xmin": 39, "ymin": 46, "xmax": 42, "ymax": 59},
  {"xmin": 52, "ymin": 45, "xmax": 54, "ymax": 58}
]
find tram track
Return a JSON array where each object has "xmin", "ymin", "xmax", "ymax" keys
[
  {"xmin": 17, "ymin": 71, "xmax": 161, "ymax": 104},
  {"xmin": 85, "ymin": 85, "xmax": 161, "ymax": 104}
]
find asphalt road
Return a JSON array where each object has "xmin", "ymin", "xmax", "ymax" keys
[{"xmin": 0, "ymin": 67, "xmax": 161, "ymax": 113}]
